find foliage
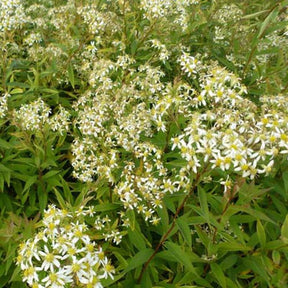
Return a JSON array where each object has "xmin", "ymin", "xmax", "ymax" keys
[{"xmin": 0, "ymin": 0, "xmax": 288, "ymax": 287}]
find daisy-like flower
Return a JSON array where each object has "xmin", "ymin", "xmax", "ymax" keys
[
  {"xmin": 220, "ymin": 176, "xmax": 233, "ymax": 196},
  {"xmin": 258, "ymin": 160, "xmax": 274, "ymax": 176},
  {"xmin": 179, "ymin": 52, "xmax": 199, "ymax": 76},
  {"xmin": 86, "ymin": 276, "xmax": 103, "ymax": 288},
  {"xmin": 41, "ymin": 268, "xmax": 72, "ymax": 288},
  {"xmin": 22, "ymin": 265, "xmax": 39, "ymax": 285},
  {"xmin": 38, "ymin": 245, "xmax": 62, "ymax": 272},
  {"xmin": 99, "ymin": 258, "xmax": 115, "ymax": 280}
]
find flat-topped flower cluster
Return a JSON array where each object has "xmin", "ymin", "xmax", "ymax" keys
[
  {"xmin": 0, "ymin": 0, "xmax": 26, "ymax": 32},
  {"xmin": 17, "ymin": 205, "xmax": 115, "ymax": 288}
]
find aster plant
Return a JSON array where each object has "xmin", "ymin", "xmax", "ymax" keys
[{"xmin": 0, "ymin": 0, "xmax": 288, "ymax": 287}]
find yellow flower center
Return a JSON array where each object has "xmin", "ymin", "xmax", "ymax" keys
[
  {"xmin": 72, "ymin": 263, "xmax": 81, "ymax": 273},
  {"xmin": 45, "ymin": 253, "xmax": 54, "ymax": 263},
  {"xmin": 24, "ymin": 266, "xmax": 35, "ymax": 277}
]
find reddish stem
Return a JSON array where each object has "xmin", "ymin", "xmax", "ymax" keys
[{"xmin": 137, "ymin": 169, "xmax": 205, "ymax": 282}]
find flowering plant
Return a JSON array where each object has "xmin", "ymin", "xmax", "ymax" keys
[{"xmin": 0, "ymin": 0, "xmax": 288, "ymax": 287}]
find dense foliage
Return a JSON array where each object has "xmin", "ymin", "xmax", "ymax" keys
[{"xmin": 1, "ymin": 0, "xmax": 288, "ymax": 287}]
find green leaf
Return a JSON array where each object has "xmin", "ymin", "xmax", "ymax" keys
[
  {"xmin": 282, "ymin": 171, "xmax": 288, "ymax": 193},
  {"xmin": 194, "ymin": 225, "xmax": 210, "ymax": 248},
  {"xmin": 211, "ymin": 263, "xmax": 226, "ymax": 288},
  {"xmin": 68, "ymin": 62, "xmax": 75, "ymax": 89},
  {"xmin": 198, "ymin": 186, "xmax": 209, "ymax": 221},
  {"xmin": 178, "ymin": 272, "xmax": 213, "ymax": 288},
  {"xmin": 131, "ymin": 40, "xmax": 138, "ymax": 55},
  {"xmin": 3, "ymin": 171, "xmax": 10, "ymax": 187},
  {"xmin": 281, "ymin": 214, "xmax": 288, "ymax": 244},
  {"xmin": 218, "ymin": 241, "xmax": 252, "ymax": 252},
  {"xmin": 37, "ymin": 185, "xmax": 48, "ymax": 212},
  {"xmin": 0, "ymin": 164, "xmax": 11, "ymax": 172},
  {"xmin": 60, "ymin": 177, "xmax": 73, "ymax": 203},
  {"xmin": 176, "ymin": 216, "xmax": 192, "ymax": 246},
  {"xmin": 124, "ymin": 248, "xmax": 154, "ymax": 273},
  {"xmin": 258, "ymin": 6, "xmax": 279, "ymax": 38},
  {"xmin": 128, "ymin": 227, "xmax": 147, "ymax": 251},
  {"xmin": 9, "ymin": 266, "xmax": 22, "ymax": 282},
  {"xmin": 265, "ymin": 240, "xmax": 286, "ymax": 250},
  {"xmin": 140, "ymin": 269, "xmax": 152, "ymax": 288},
  {"xmin": 0, "ymin": 174, "xmax": 4, "ymax": 193},
  {"xmin": 242, "ymin": 256, "xmax": 270, "ymax": 283},
  {"xmin": 157, "ymin": 204, "xmax": 169, "ymax": 232},
  {"xmin": 165, "ymin": 242, "xmax": 196, "ymax": 273},
  {"xmin": 272, "ymin": 250, "xmax": 281, "ymax": 265},
  {"xmin": 42, "ymin": 170, "xmax": 61, "ymax": 180},
  {"xmin": 229, "ymin": 206, "xmax": 276, "ymax": 224},
  {"xmin": 11, "ymin": 282, "xmax": 27, "ymax": 288},
  {"xmin": 241, "ymin": 10, "xmax": 269, "ymax": 20},
  {"xmin": 220, "ymin": 254, "xmax": 238, "ymax": 271},
  {"xmin": 94, "ymin": 203, "xmax": 121, "ymax": 212},
  {"xmin": 23, "ymin": 175, "xmax": 38, "ymax": 193},
  {"xmin": 0, "ymin": 139, "xmax": 13, "ymax": 149},
  {"xmin": 54, "ymin": 188, "xmax": 67, "ymax": 209},
  {"xmin": 0, "ymin": 193, "xmax": 13, "ymax": 211},
  {"xmin": 10, "ymin": 88, "xmax": 24, "ymax": 94},
  {"xmin": 257, "ymin": 220, "xmax": 266, "ymax": 248},
  {"xmin": 165, "ymin": 159, "xmax": 187, "ymax": 169},
  {"xmin": 163, "ymin": 196, "xmax": 176, "ymax": 213}
]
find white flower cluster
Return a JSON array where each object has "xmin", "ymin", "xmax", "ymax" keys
[
  {"xmin": 71, "ymin": 62, "xmax": 167, "ymax": 183},
  {"xmin": 13, "ymin": 99, "xmax": 51, "ymax": 132},
  {"xmin": 71, "ymin": 59, "xmax": 181, "ymax": 221},
  {"xmin": 136, "ymin": 65, "xmax": 165, "ymax": 94},
  {"xmin": 150, "ymin": 39, "xmax": 170, "ymax": 62},
  {"xmin": 88, "ymin": 59, "xmax": 116, "ymax": 89},
  {"xmin": 0, "ymin": 0, "xmax": 27, "ymax": 32},
  {"xmin": 17, "ymin": 205, "xmax": 115, "ymax": 288},
  {"xmin": 140, "ymin": 0, "xmax": 173, "ymax": 21},
  {"xmin": 114, "ymin": 142, "xmax": 177, "ymax": 224},
  {"xmin": 171, "ymin": 58, "xmax": 288, "ymax": 181},
  {"xmin": 173, "ymin": 0, "xmax": 199, "ymax": 30},
  {"xmin": 212, "ymin": 4, "xmax": 243, "ymax": 45},
  {"xmin": 22, "ymin": 1, "xmax": 77, "ymax": 86},
  {"xmin": 0, "ymin": 93, "xmax": 10, "ymax": 118},
  {"xmin": 140, "ymin": 0, "xmax": 198, "ymax": 30},
  {"xmin": 93, "ymin": 214, "xmax": 124, "ymax": 245},
  {"xmin": 77, "ymin": 4, "xmax": 120, "ymax": 36},
  {"xmin": 13, "ymin": 99, "xmax": 70, "ymax": 135},
  {"xmin": 49, "ymin": 106, "xmax": 71, "ymax": 136},
  {"xmin": 260, "ymin": 95, "xmax": 288, "ymax": 112},
  {"xmin": 23, "ymin": 32, "xmax": 42, "ymax": 47},
  {"xmin": 71, "ymin": 46, "xmax": 288, "ymax": 220},
  {"xmin": 214, "ymin": 4, "xmax": 243, "ymax": 24},
  {"xmin": 256, "ymin": 31, "xmax": 288, "ymax": 62},
  {"xmin": 179, "ymin": 51, "xmax": 201, "ymax": 77}
]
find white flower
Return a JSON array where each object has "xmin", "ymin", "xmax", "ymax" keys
[
  {"xmin": 22, "ymin": 265, "xmax": 39, "ymax": 285},
  {"xmin": 41, "ymin": 268, "xmax": 72, "ymax": 288},
  {"xmin": 258, "ymin": 160, "xmax": 274, "ymax": 176},
  {"xmin": 99, "ymin": 258, "xmax": 115, "ymax": 280},
  {"xmin": 39, "ymin": 245, "xmax": 62, "ymax": 272}
]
